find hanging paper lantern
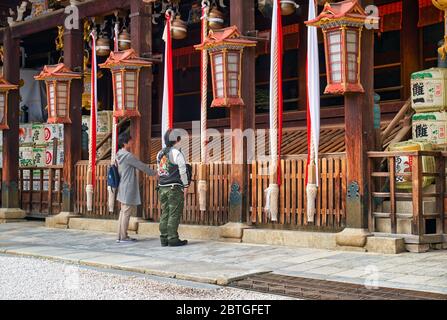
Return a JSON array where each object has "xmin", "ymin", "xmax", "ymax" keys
[
  {"xmin": 0, "ymin": 76, "xmax": 18, "ymax": 130},
  {"xmin": 195, "ymin": 26, "xmax": 256, "ymax": 108},
  {"xmin": 99, "ymin": 49, "xmax": 152, "ymax": 118},
  {"xmin": 171, "ymin": 15, "xmax": 188, "ymax": 40},
  {"xmin": 306, "ymin": 0, "xmax": 369, "ymax": 94},
  {"xmin": 35, "ymin": 63, "xmax": 81, "ymax": 124}
]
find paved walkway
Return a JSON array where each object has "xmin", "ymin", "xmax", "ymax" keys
[{"xmin": 1, "ymin": 222, "xmax": 447, "ymax": 295}]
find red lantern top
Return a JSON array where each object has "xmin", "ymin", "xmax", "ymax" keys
[
  {"xmin": 306, "ymin": 0, "xmax": 368, "ymax": 28},
  {"xmin": 194, "ymin": 26, "xmax": 256, "ymax": 51},
  {"xmin": 0, "ymin": 76, "xmax": 18, "ymax": 91},
  {"xmin": 34, "ymin": 63, "xmax": 81, "ymax": 81},
  {"xmin": 99, "ymin": 49, "xmax": 152, "ymax": 70}
]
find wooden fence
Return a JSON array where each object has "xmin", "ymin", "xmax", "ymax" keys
[
  {"xmin": 74, "ymin": 154, "xmax": 347, "ymax": 230},
  {"xmin": 75, "ymin": 161, "xmax": 110, "ymax": 216},
  {"xmin": 142, "ymin": 162, "xmax": 231, "ymax": 225},
  {"xmin": 75, "ymin": 161, "xmax": 231, "ymax": 225},
  {"xmin": 18, "ymin": 166, "xmax": 64, "ymax": 217},
  {"xmin": 250, "ymin": 154, "xmax": 347, "ymax": 230}
]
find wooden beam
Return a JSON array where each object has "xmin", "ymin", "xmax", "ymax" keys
[
  {"xmin": 130, "ymin": 0, "xmax": 152, "ymax": 163},
  {"xmin": 229, "ymin": 0, "xmax": 256, "ymax": 224},
  {"xmin": 2, "ymin": 27, "xmax": 20, "ymax": 209},
  {"xmin": 400, "ymin": 0, "xmax": 422, "ymax": 100},
  {"xmin": 130, "ymin": 0, "xmax": 152, "ymax": 218},
  {"xmin": 61, "ymin": 26, "xmax": 84, "ymax": 213},
  {"xmin": 344, "ymin": 0, "xmax": 377, "ymax": 229},
  {"xmin": 0, "ymin": 0, "xmax": 130, "ymax": 41}
]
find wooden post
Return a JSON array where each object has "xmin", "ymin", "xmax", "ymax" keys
[
  {"xmin": 401, "ymin": 0, "xmax": 422, "ymax": 100},
  {"xmin": 411, "ymin": 153, "xmax": 423, "ymax": 235},
  {"xmin": 61, "ymin": 26, "xmax": 83, "ymax": 214},
  {"xmin": 130, "ymin": 0, "xmax": 152, "ymax": 217},
  {"xmin": 227, "ymin": 0, "xmax": 255, "ymax": 224},
  {"xmin": 340, "ymin": 0, "xmax": 377, "ymax": 237},
  {"xmin": 1, "ymin": 27, "xmax": 22, "ymax": 217},
  {"xmin": 435, "ymin": 154, "xmax": 445, "ymax": 235}
]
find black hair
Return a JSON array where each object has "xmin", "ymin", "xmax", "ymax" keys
[
  {"xmin": 118, "ymin": 132, "xmax": 132, "ymax": 149},
  {"xmin": 164, "ymin": 129, "xmax": 182, "ymax": 148}
]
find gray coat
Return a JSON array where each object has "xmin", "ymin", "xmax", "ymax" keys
[{"xmin": 116, "ymin": 149, "xmax": 156, "ymax": 206}]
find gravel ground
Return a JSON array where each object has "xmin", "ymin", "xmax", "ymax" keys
[{"xmin": 0, "ymin": 255, "xmax": 288, "ymax": 300}]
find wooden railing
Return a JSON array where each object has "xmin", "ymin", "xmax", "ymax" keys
[
  {"xmin": 368, "ymin": 151, "xmax": 446, "ymax": 237},
  {"xmin": 142, "ymin": 162, "xmax": 231, "ymax": 225},
  {"xmin": 75, "ymin": 160, "xmax": 110, "ymax": 216},
  {"xmin": 74, "ymin": 155, "xmax": 347, "ymax": 230},
  {"xmin": 250, "ymin": 154, "xmax": 347, "ymax": 230},
  {"xmin": 18, "ymin": 166, "xmax": 64, "ymax": 217},
  {"xmin": 75, "ymin": 161, "xmax": 231, "ymax": 225}
]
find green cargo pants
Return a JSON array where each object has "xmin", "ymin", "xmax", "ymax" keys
[{"xmin": 158, "ymin": 186, "xmax": 184, "ymax": 242}]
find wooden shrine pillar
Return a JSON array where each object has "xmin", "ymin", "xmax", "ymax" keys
[
  {"xmin": 0, "ymin": 27, "xmax": 25, "ymax": 221},
  {"xmin": 220, "ymin": 0, "xmax": 256, "ymax": 240},
  {"xmin": 130, "ymin": 0, "xmax": 152, "ymax": 218},
  {"xmin": 61, "ymin": 26, "xmax": 84, "ymax": 214},
  {"xmin": 336, "ymin": 0, "xmax": 377, "ymax": 248},
  {"xmin": 401, "ymin": 0, "xmax": 422, "ymax": 100}
]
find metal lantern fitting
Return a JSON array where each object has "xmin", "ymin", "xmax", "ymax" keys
[
  {"xmin": 171, "ymin": 15, "xmax": 188, "ymax": 40},
  {"xmin": 258, "ymin": 0, "xmax": 299, "ymax": 17},
  {"xmin": 195, "ymin": 26, "xmax": 256, "ymax": 108},
  {"xmin": 208, "ymin": 7, "xmax": 225, "ymax": 30},
  {"xmin": 35, "ymin": 63, "xmax": 81, "ymax": 124},
  {"xmin": 96, "ymin": 33, "xmax": 111, "ymax": 57},
  {"xmin": 280, "ymin": 0, "xmax": 299, "ymax": 16},
  {"xmin": 118, "ymin": 27, "xmax": 131, "ymax": 51},
  {"xmin": 306, "ymin": 0, "xmax": 370, "ymax": 95},
  {"xmin": 0, "ymin": 76, "xmax": 18, "ymax": 130},
  {"xmin": 99, "ymin": 49, "xmax": 152, "ymax": 118}
]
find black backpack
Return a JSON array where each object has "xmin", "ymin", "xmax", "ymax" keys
[{"xmin": 158, "ymin": 147, "xmax": 193, "ymax": 186}]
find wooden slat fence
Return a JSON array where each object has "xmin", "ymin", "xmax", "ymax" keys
[
  {"xmin": 142, "ymin": 162, "xmax": 231, "ymax": 225},
  {"xmin": 17, "ymin": 166, "xmax": 64, "ymax": 217},
  {"xmin": 75, "ymin": 160, "xmax": 110, "ymax": 216},
  {"xmin": 249, "ymin": 154, "xmax": 347, "ymax": 230},
  {"xmin": 74, "ymin": 155, "xmax": 347, "ymax": 230}
]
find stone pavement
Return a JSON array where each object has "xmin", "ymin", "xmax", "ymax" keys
[{"xmin": 1, "ymin": 222, "xmax": 447, "ymax": 295}]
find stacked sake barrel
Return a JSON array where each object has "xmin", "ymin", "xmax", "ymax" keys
[{"xmin": 388, "ymin": 67, "xmax": 447, "ymax": 190}]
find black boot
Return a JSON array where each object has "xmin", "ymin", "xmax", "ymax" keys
[
  {"xmin": 168, "ymin": 239, "xmax": 188, "ymax": 247},
  {"xmin": 160, "ymin": 237, "xmax": 168, "ymax": 247}
]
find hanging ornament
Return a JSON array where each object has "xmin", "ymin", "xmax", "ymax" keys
[
  {"xmin": 171, "ymin": 15, "xmax": 188, "ymax": 40},
  {"xmin": 208, "ymin": 6, "xmax": 224, "ymax": 30},
  {"xmin": 96, "ymin": 34, "xmax": 111, "ymax": 56},
  {"xmin": 280, "ymin": 0, "xmax": 299, "ymax": 16},
  {"xmin": 118, "ymin": 27, "xmax": 131, "ymax": 51}
]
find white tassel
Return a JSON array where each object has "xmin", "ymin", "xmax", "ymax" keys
[
  {"xmin": 198, "ymin": 180, "xmax": 207, "ymax": 212},
  {"xmin": 265, "ymin": 184, "xmax": 279, "ymax": 222},
  {"xmin": 86, "ymin": 184, "xmax": 94, "ymax": 212},
  {"xmin": 306, "ymin": 183, "xmax": 317, "ymax": 223},
  {"xmin": 107, "ymin": 186, "xmax": 116, "ymax": 213}
]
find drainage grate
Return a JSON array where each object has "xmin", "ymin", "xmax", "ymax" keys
[{"xmin": 229, "ymin": 273, "xmax": 447, "ymax": 300}]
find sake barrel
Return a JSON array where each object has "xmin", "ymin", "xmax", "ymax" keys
[
  {"xmin": 411, "ymin": 68, "xmax": 447, "ymax": 113},
  {"xmin": 412, "ymin": 111, "xmax": 447, "ymax": 145},
  {"xmin": 388, "ymin": 140, "xmax": 436, "ymax": 190}
]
